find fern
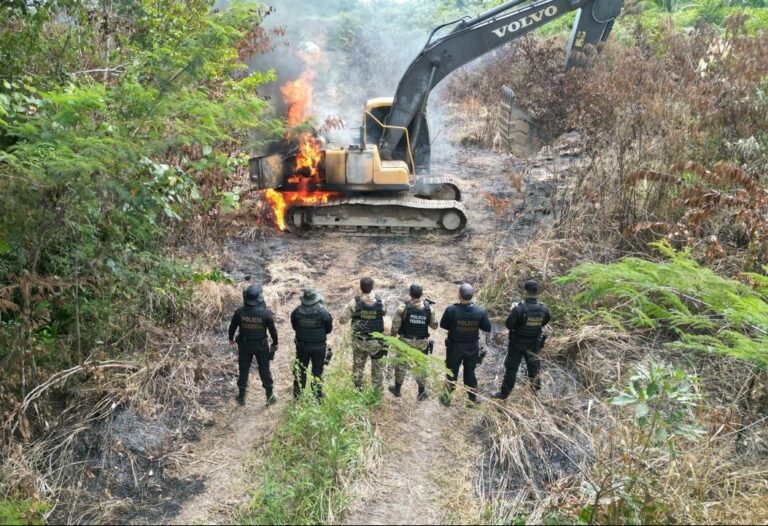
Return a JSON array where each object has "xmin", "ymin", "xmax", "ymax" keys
[{"xmin": 557, "ymin": 240, "xmax": 768, "ymax": 368}]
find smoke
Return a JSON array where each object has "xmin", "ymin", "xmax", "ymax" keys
[{"xmin": 220, "ymin": 0, "xmax": 452, "ymax": 147}]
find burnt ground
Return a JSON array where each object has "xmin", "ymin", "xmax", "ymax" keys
[{"xmin": 77, "ymin": 135, "xmax": 584, "ymax": 524}]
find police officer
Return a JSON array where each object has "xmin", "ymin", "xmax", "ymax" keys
[
  {"xmin": 339, "ymin": 277, "xmax": 387, "ymax": 393},
  {"xmin": 290, "ymin": 287, "xmax": 333, "ymax": 400},
  {"xmin": 493, "ymin": 280, "xmax": 551, "ymax": 399},
  {"xmin": 388, "ymin": 284, "xmax": 438, "ymax": 401},
  {"xmin": 228, "ymin": 284, "xmax": 278, "ymax": 406},
  {"xmin": 439, "ymin": 283, "xmax": 492, "ymax": 406}
]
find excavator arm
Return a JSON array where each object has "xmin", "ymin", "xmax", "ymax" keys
[{"xmin": 378, "ymin": 0, "xmax": 624, "ymax": 170}]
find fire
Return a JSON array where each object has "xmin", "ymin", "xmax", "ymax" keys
[
  {"xmin": 281, "ymin": 70, "xmax": 314, "ymax": 127},
  {"xmin": 263, "ymin": 43, "xmax": 335, "ymax": 232},
  {"xmin": 264, "ymin": 188, "xmax": 339, "ymax": 231}
]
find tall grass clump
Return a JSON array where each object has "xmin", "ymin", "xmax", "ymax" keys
[
  {"xmin": 242, "ymin": 346, "xmax": 380, "ymax": 525},
  {"xmin": 557, "ymin": 240, "xmax": 768, "ymax": 368}
]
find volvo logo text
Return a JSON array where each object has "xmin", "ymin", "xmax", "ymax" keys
[{"xmin": 492, "ymin": 6, "xmax": 559, "ymax": 38}]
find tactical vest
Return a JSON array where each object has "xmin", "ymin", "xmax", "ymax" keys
[
  {"xmin": 238, "ymin": 305, "xmax": 269, "ymax": 344},
  {"xmin": 352, "ymin": 296, "xmax": 384, "ymax": 339},
  {"xmin": 448, "ymin": 304, "xmax": 484, "ymax": 344},
  {"xmin": 295, "ymin": 307, "xmax": 327, "ymax": 348},
  {"xmin": 513, "ymin": 300, "xmax": 546, "ymax": 341},
  {"xmin": 399, "ymin": 303, "xmax": 431, "ymax": 340}
]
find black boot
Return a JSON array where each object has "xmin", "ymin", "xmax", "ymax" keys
[
  {"xmin": 266, "ymin": 386, "xmax": 277, "ymax": 406},
  {"xmin": 468, "ymin": 389, "xmax": 481, "ymax": 405},
  {"xmin": 491, "ymin": 390, "xmax": 509, "ymax": 400},
  {"xmin": 388, "ymin": 383, "xmax": 402, "ymax": 398},
  {"xmin": 417, "ymin": 385, "xmax": 428, "ymax": 402},
  {"xmin": 236, "ymin": 387, "xmax": 246, "ymax": 406}
]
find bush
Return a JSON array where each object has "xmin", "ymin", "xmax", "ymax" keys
[
  {"xmin": 557, "ymin": 240, "xmax": 768, "ymax": 368},
  {"xmin": 242, "ymin": 346, "xmax": 380, "ymax": 525}
]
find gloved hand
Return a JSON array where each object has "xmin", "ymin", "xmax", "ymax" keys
[
  {"xmin": 477, "ymin": 348, "xmax": 487, "ymax": 365},
  {"xmin": 426, "ymin": 339, "xmax": 434, "ymax": 355},
  {"xmin": 269, "ymin": 343, "xmax": 278, "ymax": 361},
  {"xmin": 372, "ymin": 347, "xmax": 388, "ymax": 360},
  {"xmin": 324, "ymin": 348, "xmax": 333, "ymax": 366}
]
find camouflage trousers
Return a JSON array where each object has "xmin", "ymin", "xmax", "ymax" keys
[
  {"xmin": 352, "ymin": 338, "xmax": 385, "ymax": 392},
  {"xmin": 393, "ymin": 336, "xmax": 429, "ymax": 388}
]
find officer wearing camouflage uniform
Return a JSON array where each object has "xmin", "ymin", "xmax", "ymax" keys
[
  {"xmin": 229, "ymin": 285, "xmax": 278, "ymax": 406},
  {"xmin": 290, "ymin": 288, "xmax": 333, "ymax": 400},
  {"xmin": 388, "ymin": 284, "xmax": 438, "ymax": 401},
  {"xmin": 493, "ymin": 280, "xmax": 551, "ymax": 398},
  {"xmin": 339, "ymin": 277, "xmax": 387, "ymax": 393},
  {"xmin": 439, "ymin": 283, "xmax": 491, "ymax": 405}
]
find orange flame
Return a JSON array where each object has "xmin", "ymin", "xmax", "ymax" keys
[
  {"xmin": 264, "ymin": 188, "xmax": 339, "ymax": 231},
  {"xmin": 265, "ymin": 45, "xmax": 336, "ymax": 232},
  {"xmin": 281, "ymin": 70, "xmax": 314, "ymax": 127}
]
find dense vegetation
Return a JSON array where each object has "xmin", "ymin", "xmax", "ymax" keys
[
  {"xmin": 0, "ymin": 0, "xmax": 280, "ymax": 520},
  {"xmin": 1, "ymin": 1, "xmax": 278, "ymax": 408},
  {"xmin": 1, "ymin": 0, "xmax": 766, "ymax": 524}
]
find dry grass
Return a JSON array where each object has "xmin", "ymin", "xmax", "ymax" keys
[{"xmin": 0, "ymin": 335, "xmax": 233, "ymax": 523}]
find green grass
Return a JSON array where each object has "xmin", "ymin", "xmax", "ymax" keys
[
  {"xmin": 240, "ymin": 346, "xmax": 380, "ymax": 525},
  {"xmin": 556, "ymin": 240, "xmax": 768, "ymax": 368},
  {"xmin": 240, "ymin": 334, "xmax": 450, "ymax": 524},
  {"xmin": 0, "ymin": 500, "xmax": 49, "ymax": 525}
]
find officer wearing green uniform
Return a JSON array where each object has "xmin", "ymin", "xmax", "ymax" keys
[
  {"xmin": 493, "ymin": 280, "xmax": 551, "ymax": 398},
  {"xmin": 388, "ymin": 284, "xmax": 438, "ymax": 401},
  {"xmin": 229, "ymin": 285, "xmax": 278, "ymax": 406},
  {"xmin": 339, "ymin": 277, "xmax": 387, "ymax": 393},
  {"xmin": 290, "ymin": 288, "xmax": 333, "ymax": 400}
]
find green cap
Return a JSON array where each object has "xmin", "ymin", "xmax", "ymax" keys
[{"xmin": 301, "ymin": 288, "xmax": 323, "ymax": 306}]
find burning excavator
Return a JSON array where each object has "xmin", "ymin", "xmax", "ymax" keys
[{"xmin": 252, "ymin": 0, "xmax": 624, "ymax": 235}]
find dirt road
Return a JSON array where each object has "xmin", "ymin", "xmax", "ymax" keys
[{"xmin": 160, "ymin": 141, "xmax": 565, "ymax": 524}]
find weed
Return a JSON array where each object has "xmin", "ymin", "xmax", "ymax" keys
[{"xmin": 241, "ymin": 345, "xmax": 380, "ymax": 525}]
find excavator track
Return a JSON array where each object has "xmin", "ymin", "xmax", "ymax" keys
[
  {"xmin": 414, "ymin": 176, "xmax": 463, "ymax": 201},
  {"xmin": 286, "ymin": 195, "xmax": 467, "ymax": 236}
]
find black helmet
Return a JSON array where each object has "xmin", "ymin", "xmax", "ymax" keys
[
  {"xmin": 459, "ymin": 283, "xmax": 475, "ymax": 300},
  {"xmin": 244, "ymin": 284, "xmax": 263, "ymax": 306},
  {"xmin": 409, "ymin": 284, "xmax": 423, "ymax": 299},
  {"xmin": 523, "ymin": 280, "xmax": 539, "ymax": 294}
]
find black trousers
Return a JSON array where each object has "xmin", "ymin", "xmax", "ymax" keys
[
  {"xmin": 445, "ymin": 345, "xmax": 479, "ymax": 390},
  {"xmin": 500, "ymin": 340, "xmax": 540, "ymax": 394},
  {"xmin": 238, "ymin": 341, "xmax": 273, "ymax": 391},
  {"xmin": 294, "ymin": 345, "xmax": 326, "ymax": 397}
]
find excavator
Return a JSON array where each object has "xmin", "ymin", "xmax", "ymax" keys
[{"xmin": 250, "ymin": 0, "xmax": 624, "ymax": 235}]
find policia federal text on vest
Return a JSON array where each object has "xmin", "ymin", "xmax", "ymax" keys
[
  {"xmin": 229, "ymin": 285, "xmax": 278, "ymax": 406},
  {"xmin": 493, "ymin": 280, "xmax": 551, "ymax": 399},
  {"xmin": 352, "ymin": 296, "xmax": 385, "ymax": 340},
  {"xmin": 399, "ymin": 302, "xmax": 431, "ymax": 340}
]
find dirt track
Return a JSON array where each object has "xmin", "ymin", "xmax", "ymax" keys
[{"xmin": 150, "ymin": 140, "xmax": 571, "ymax": 524}]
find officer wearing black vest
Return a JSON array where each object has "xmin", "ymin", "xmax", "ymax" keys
[
  {"xmin": 388, "ymin": 284, "xmax": 438, "ymax": 401},
  {"xmin": 228, "ymin": 285, "xmax": 279, "ymax": 406},
  {"xmin": 493, "ymin": 280, "xmax": 551, "ymax": 399},
  {"xmin": 439, "ymin": 283, "xmax": 492, "ymax": 406},
  {"xmin": 339, "ymin": 277, "xmax": 388, "ymax": 393},
  {"xmin": 290, "ymin": 287, "xmax": 333, "ymax": 400}
]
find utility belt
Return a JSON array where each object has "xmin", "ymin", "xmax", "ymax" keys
[
  {"xmin": 296, "ymin": 340, "xmax": 327, "ymax": 352},
  {"xmin": 446, "ymin": 338, "xmax": 479, "ymax": 353},
  {"xmin": 238, "ymin": 335, "xmax": 266, "ymax": 343},
  {"xmin": 509, "ymin": 333, "xmax": 547, "ymax": 352},
  {"xmin": 398, "ymin": 335, "xmax": 433, "ymax": 354}
]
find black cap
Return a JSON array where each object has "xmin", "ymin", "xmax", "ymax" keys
[
  {"xmin": 524, "ymin": 280, "xmax": 539, "ymax": 294},
  {"xmin": 459, "ymin": 283, "xmax": 475, "ymax": 300},
  {"xmin": 244, "ymin": 284, "xmax": 263, "ymax": 306},
  {"xmin": 409, "ymin": 284, "xmax": 423, "ymax": 298}
]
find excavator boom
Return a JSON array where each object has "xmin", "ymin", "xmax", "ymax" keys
[{"xmin": 379, "ymin": 0, "xmax": 624, "ymax": 169}]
